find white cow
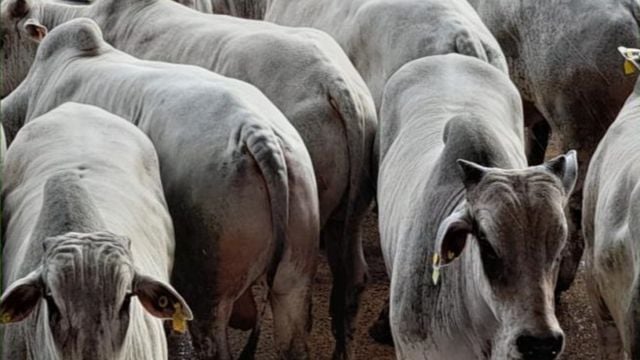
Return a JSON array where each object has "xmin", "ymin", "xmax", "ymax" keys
[
  {"xmin": 0, "ymin": 3, "xmax": 376, "ymax": 354},
  {"xmin": 1, "ymin": 18, "xmax": 320, "ymax": 360},
  {"xmin": 583, "ymin": 47, "xmax": 640, "ymax": 360},
  {"xmin": 1, "ymin": 102, "xmax": 193, "ymax": 360},
  {"xmin": 378, "ymin": 54, "xmax": 577, "ymax": 359},
  {"xmin": 178, "ymin": 0, "xmax": 508, "ymax": 109}
]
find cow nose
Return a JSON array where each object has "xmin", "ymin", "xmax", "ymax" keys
[{"xmin": 516, "ymin": 332, "xmax": 564, "ymax": 360}]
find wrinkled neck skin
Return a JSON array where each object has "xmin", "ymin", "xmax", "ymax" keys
[
  {"xmin": 23, "ymin": 295, "xmax": 159, "ymax": 360},
  {"xmin": 1, "ymin": 36, "xmax": 38, "ymax": 98},
  {"xmin": 1, "ymin": 84, "xmax": 29, "ymax": 145},
  {"xmin": 29, "ymin": 306, "xmax": 60, "ymax": 360},
  {"xmin": 35, "ymin": 2, "xmax": 86, "ymax": 33}
]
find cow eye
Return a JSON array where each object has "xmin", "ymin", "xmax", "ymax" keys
[
  {"xmin": 45, "ymin": 294, "xmax": 61, "ymax": 322},
  {"xmin": 120, "ymin": 293, "xmax": 133, "ymax": 316},
  {"xmin": 476, "ymin": 232, "xmax": 504, "ymax": 282}
]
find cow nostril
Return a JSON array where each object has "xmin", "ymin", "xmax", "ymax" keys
[{"xmin": 516, "ymin": 332, "xmax": 564, "ymax": 360}]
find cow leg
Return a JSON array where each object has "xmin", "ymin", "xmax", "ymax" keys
[
  {"xmin": 324, "ymin": 217, "xmax": 369, "ymax": 360},
  {"xmin": 189, "ymin": 300, "xmax": 233, "ymax": 360},
  {"xmin": 270, "ymin": 277, "xmax": 313, "ymax": 359},
  {"xmin": 523, "ymin": 101, "xmax": 550, "ymax": 165},
  {"xmin": 588, "ymin": 285, "xmax": 623, "ymax": 359},
  {"xmin": 368, "ymin": 301, "xmax": 394, "ymax": 345},
  {"xmin": 212, "ymin": 301, "xmax": 234, "ymax": 360}
]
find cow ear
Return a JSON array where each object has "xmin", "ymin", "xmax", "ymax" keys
[
  {"xmin": 0, "ymin": 269, "xmax": 43, "ymax": 324},
  {"xmin": 133, "ymin": 273, "xmax": 193, "ymax": 330},
  {"xmin": 457, "ymin": 159, "xmax": 489, "ymax": 189},
  {"xmin": 431, "ymin": 207, "xmax": 472, "ymax": 285},
  {"xmin": 24, "ymin": 18, "xmax": 48, "ymax": 43},
  {"xmin": 434, "ymin": 207, "xmax": 473, "ymax": 267},
  {"xmin": 543, "ymin": 150, "xmax": 578, "ymax": 196}
]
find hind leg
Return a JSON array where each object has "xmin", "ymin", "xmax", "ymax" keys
[
  {"xmin": 589, "ymin": 290, "xmax": 624, "ymax": 359},
  {"xmin": 585, "ymin": 254, "xmax": 624, "ymax": 360},
  {"xmin": 270, "ymin": 271, "xmax": 314, "ymax": 359},
  {"xmin": 189, "ymin": 300, "xmax": 234, "ymax": 360},
  {"xmin": 324, "ymin": 216, "xmax": 369, "ymax": 360}
]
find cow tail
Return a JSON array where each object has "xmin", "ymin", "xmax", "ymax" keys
[
  {"xmin": 331, "ymin": 78, "xmax": 369, "ymax": 221},
  {"xmin": 239, "ymin": 127, "xmax": 289, "ymax": 358}
]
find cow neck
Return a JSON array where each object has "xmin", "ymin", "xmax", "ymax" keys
[
  {"xmin": 442, "ymin": 195, "xmax": 499, "ymax": 349},
  {"xmin": 38, "ymin": 2, "xmax": 86, "ymax": 30}
]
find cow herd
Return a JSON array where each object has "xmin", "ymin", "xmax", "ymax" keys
[{"xmin": 0, "ymin": 0, "xmax": 639, "ymax": 359}]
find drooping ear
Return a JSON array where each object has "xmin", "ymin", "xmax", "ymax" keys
[
  {"xmin": 133, "ymin": 273, "xmax": 193, "ymax": 330},
  {"xmin": 0, "ymin": 269, "xmax": 43, "ymax": 324},
  {"xmin": 434, "ymin": 207, "xmax": 473, "ymax": 266},
  {"xmin": 24, "ymin": 18, "xmax": 48, "ymax": 43},
  {"xmin": 456, "ymin": 159, "xmax": 489, "ymax": 189},
  {"xmin": 543, "ymin": 150, "xmax": 578, "ymax": 196},
  {"xmin": 8, "ymin": 0, "xmax": 30, "ymax": 19}
]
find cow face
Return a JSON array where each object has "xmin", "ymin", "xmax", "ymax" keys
[
  {"xmin": 434, "ymin": 151, "xmax": 577, "ymax": 360},
  {"xmin": 0, "ymin": 232, "xmax": 193, "ymax": 360},
  {"xmin": 0, "ymin": 0, "xmax": 47, "ymax": 97}
]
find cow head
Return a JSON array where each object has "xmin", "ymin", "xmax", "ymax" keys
[
  {"xmin": 0, "ymin": 0, "xmax": 48, "ymax": 97},
  {"xmin": 0, "ymin": 232, "xmax": 193, "ymax": 360},
  {"xmin": 433, "ymin": 151, "xmax": 577, "ymax": 360}
]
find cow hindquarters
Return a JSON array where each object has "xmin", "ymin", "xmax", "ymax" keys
[
  {"xmin": 585, "ymin": 252, "xmax": 624, "ymax": 360},
  {"xmin": 270, "ymin": 152, "xmax": 319, "ymax": 359}
]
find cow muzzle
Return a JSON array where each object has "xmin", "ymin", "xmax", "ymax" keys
[{"xmin": 515, "ymin": 330, "xmax": 564, "ymax": 360}]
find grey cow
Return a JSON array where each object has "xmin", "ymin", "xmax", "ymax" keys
[
  {"xmin": 0, "ymin": 2, "xmax": 376, "ymax": 355},
  {"xmin": 467, "ymin": 0, "xmax": 640, "ymax": 293},
  {"xmin": 0, "ymin": 102, "xmax": 193, "ymax": 359},
  {"xmin": 1, "ymin": 18, "xmax": 320, "ymax": 360},
  {"xmin": 179, "ymin": 0, "xmax": 508, "ymax": 109},
  {"xmin": 377, "ymin": 54, "xmax": 577, "ymax": 359},
  {"xmin": 583, "ymin": 48, "xmax": 640, "ymax": 360}
]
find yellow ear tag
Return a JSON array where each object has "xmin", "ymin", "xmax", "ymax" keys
[
  {"xmin": 624, "ymin": 60, "xmax": 637, "ymax": 75},
  {"xmin": 431, "ymin": 253, "xmax": 441, "ymax": 286},
  {"xmin": 0, "ymin": 312, "xmax": 12, "ymax": 324},
  {"xmin": 172, "ymin": 303, "xmax": 188, "ymax": 334}
]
